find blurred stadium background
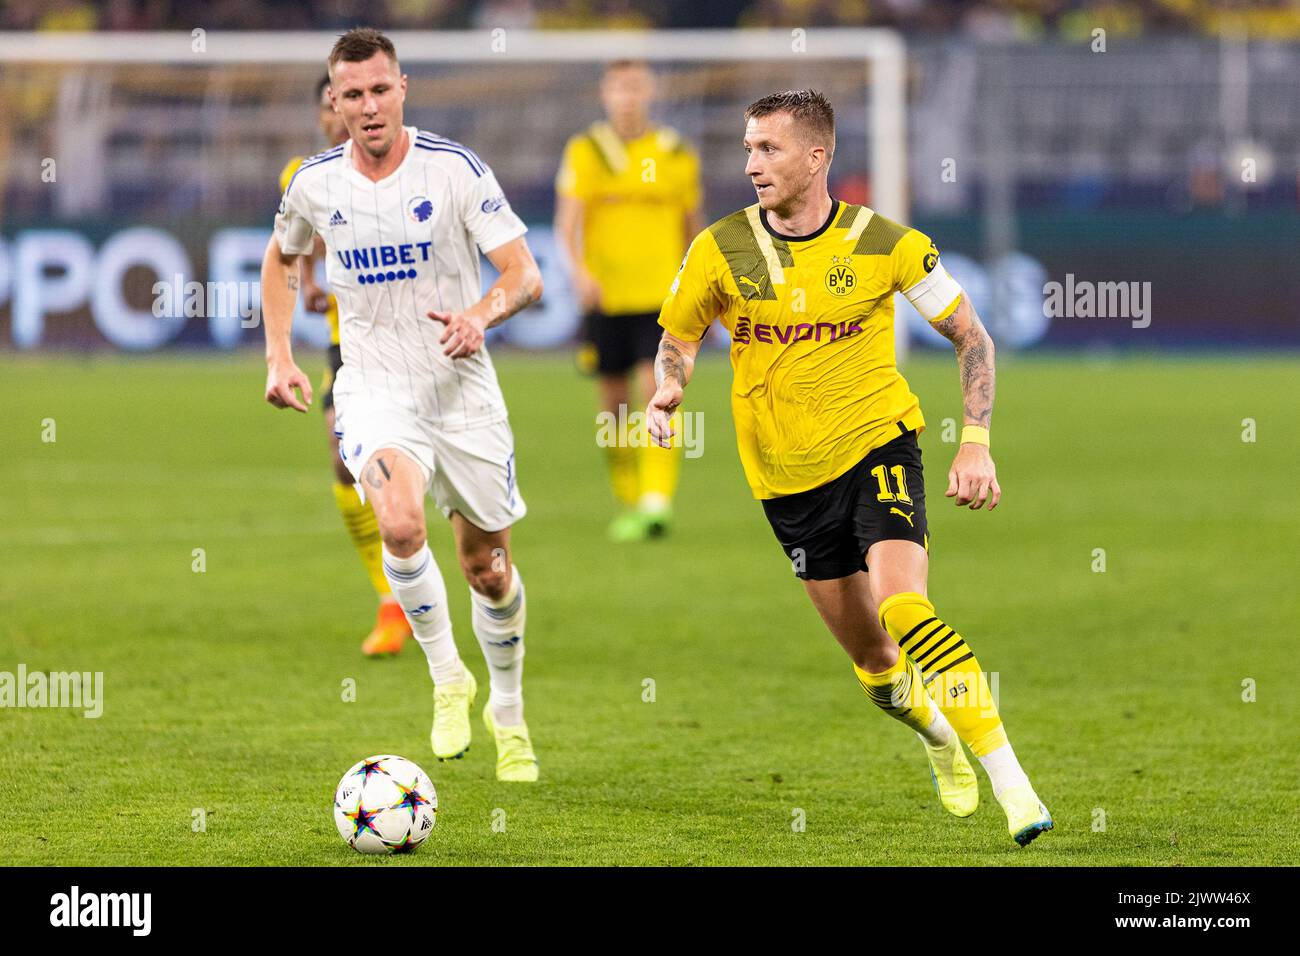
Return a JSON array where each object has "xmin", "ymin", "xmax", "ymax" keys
[{"xmin": 1, "ymin": 1, "xmax": 1299, "ymax": 352}]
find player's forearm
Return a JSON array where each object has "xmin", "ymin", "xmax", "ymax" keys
[
  {"xmin": 655, "ymin": 334, "xmax": 697, "ymax": 390},
  {"xmin": 953, "ymin": 324, "xmax": 995, "ymax": 429},
  {"xmin": 932, "ymin": 297, "xmax": 996, "ymax": 429},
  {"xmin": 261, "ymin": 239, "xmax": 301, "ymax": 363},
  {"xmin": 472, "ymin": 260, "xmax": 543, "ymax": 330}
]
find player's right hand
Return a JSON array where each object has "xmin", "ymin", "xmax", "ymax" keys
[
  {"xmin": 646, "ymin": 381, "xmax": 682, "ymax": 448},
  {"xmin": 265, "ymin": 360, "xmax": 313, "ymax": 413}
]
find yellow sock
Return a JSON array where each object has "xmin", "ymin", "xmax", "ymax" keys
[
  {"xmin": 332, "ymin": 481, "xmax": 391, "ymax": 598},
  {"xmin": 853, "ymin": 652, "xmax": 940, "ymax": 737},
  {"xmin": 878, "ymin": 592, "xmax": 1008, "ymax": 757},
  {"xmin": 604, "ymin": 444, "xmax": 639, "ymax": 507},
  {"xmin": 637, "ymin": 409, "xmax": 681, "ymax": 508}
]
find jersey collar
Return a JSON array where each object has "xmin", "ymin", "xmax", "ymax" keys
[
  {"xmin": 759, "ymin": 197, "xmax": 840, "ymax": 243},
  {"xmin": 344, "ymin": 125, "xmax": 416, "ymax": 188}
]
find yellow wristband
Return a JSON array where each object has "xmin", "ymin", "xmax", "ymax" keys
[{"xmin": 960, "ymin": 425, "xmax": 990, "ymax": 447}]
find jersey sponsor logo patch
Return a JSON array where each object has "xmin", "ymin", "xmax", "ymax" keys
[
  {"xmin": 923, "ymin": 243, "xmax": 938, "ymax": 273},
  {"xmin": 407, "ymin": 196, "xmax": 434, "ymax": 223},
  {"xmin": 329, "ymin": 209, "xmax": 348, "ymax": 227},
  {"xmin": 825, "ymin": 256, "xmax": 857, "ymax": 298},
  {"xmin": 480, "ymin": 193, "xmax": 507, "ymax": 214},
  {"xmin": 732, "ymin": 316, "xmax": 864, "ymax": 347},
  {"xmin": 336, "ymin": 242, "xmax": 433, "ymax": 271}
]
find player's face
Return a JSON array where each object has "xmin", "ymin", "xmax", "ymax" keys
[
  {"xmin": 317, "ymin": 85, "xmax": 348, "ymax": 146},
  {"xmin": 743, "ymin": 113, "xmax": 817, "ymax": 214},
  {"xmin": 600, "ymin": 65, "xmax": 654, "ymax": 132},
  {"xmin": 329, "ymin": 53, "xmax": 407, "ymax": 158}
]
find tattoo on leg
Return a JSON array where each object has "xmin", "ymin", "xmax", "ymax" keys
[
  {"xmin": 287, "ymin": 275, "xmax": 299, "ymax": 291},
  {"xmin": 363, "ymin": 456, "xmax": 391, "ymax": 490}
]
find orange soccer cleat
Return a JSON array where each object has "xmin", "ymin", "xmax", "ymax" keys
[{"xmin": 361, "ymin": 601, "xmax": 413, "ymax": 658}]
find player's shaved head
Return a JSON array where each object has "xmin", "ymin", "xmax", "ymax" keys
[{"xmin": 745, "ymin": 90, "xmax": 835, "ymax": 162}]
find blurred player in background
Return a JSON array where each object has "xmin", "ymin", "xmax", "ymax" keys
[
  {"xmin": 279, "ymin": 75, "xmax": 412, "ymax": 659},
  {"xmin": 555, "ymin": 60, "xmax": 703, "ymax": 542},
  {"xmin": 648, "ymin": 91, "xmax": 1053, "ymax": 846},
  {"xmin": 263, "ymin": 29, "xmax": 543, "ymax": 782}
]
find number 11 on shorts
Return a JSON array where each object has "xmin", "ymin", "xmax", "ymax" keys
[{"xmin": 870, "ymin": 464, "xmax": 912, "ymax": 504}]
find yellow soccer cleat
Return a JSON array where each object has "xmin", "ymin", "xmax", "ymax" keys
[
  {"xmin": 919, "ymin": 729, "xmax": 979, "ymax": 818},
  {"xmin": 482, "ymin": 704, "xmax": 539, "ymax": 782},
  {"xmin": 431, "ymin": 669, "xmax": 476, "ymax": 761},
  {"xmin": 361, "ymin": 601, "xmax": 412, "ymax": 658},
  {"xmin": 999, "ymin": 783, "xmax": 1053, "ymax": 846}
]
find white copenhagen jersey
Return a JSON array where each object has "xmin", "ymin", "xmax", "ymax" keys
[{"xmin": 273, "ymin": 126, "xmax": 527, "ymax": 430}]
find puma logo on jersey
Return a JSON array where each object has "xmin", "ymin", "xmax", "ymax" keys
[
  {"xmin": 890, "ymin": 507, "xmax": 915, "ymax": 526},
  {"xmin": 736, "ymin": 275, "xmax": 765, "ymax": 295}
]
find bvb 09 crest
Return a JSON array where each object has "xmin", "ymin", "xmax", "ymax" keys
[{"xmin": 825, "ymin": 256, "xmax": 856, "ymax": 297}]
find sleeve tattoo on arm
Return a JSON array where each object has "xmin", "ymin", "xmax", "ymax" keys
[
  {"xmin": 657, "ymin": 338, "xmax": 687, "ymax": 387},
  {"xmin": 932, "ymin": 310, "xmax": 995, "ymax": 429}
]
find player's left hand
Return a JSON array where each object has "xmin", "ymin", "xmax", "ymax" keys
[
  {"xmin": 947, "ymin": 443, "xmax": 1001, "ymax": 511},
  {"xmin": 427, "ymin": 310, "xmax": 486, "ymax": 359}
]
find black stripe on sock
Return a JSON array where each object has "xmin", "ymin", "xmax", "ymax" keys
[
  {"xmin": 917, "ymin": 636, "xmax": 965, "ymax": 669},
  {"xmin": 932, "ymin": 651, "xmax": 975, "ymax": 676},
  {"xmin": 899, "ymin": 616, "xmax": 939, "ymax": 644},
  {"xmin": 905, "ymin": 623, "xmax": 950, "ymax": 658}
]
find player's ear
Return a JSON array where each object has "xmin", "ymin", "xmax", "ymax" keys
[{"xmin": 399, "ymin": 73, "xmax": 408, "ymax": 100}]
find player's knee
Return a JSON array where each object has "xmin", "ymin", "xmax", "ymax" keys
[
  {"xmin": 463, "ymin": 555, "xmax": 509, "ymax": 601},
  {"xmin": 380, "ymin": 512, "xmax": 426, "ymax": 557}
]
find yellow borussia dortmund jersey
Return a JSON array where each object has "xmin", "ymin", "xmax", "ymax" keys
[
  {"xmin": 659, "ymin": 200, "xmax": 960, "ymax": 499},
  {"xmin": 556, "ymin": 122, "xmax": 701, "ymax": 315},
  {"xmin": 278, "ymin": 156, "xmax": 340, "ymax": 345}
]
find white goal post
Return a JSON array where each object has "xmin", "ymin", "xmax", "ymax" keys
[{"xmin": 0, "ymin": 28, "xmax": 910, "ymax": 358}]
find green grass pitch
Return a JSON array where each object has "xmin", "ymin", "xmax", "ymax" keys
[{"xmin": 1, "ymin": 349, "xmax": 1296, "ymax": 866}]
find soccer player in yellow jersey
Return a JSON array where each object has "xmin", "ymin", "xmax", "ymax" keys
[
  {"xmin": 555, "ymin": 60, "xmax": 703, "ymax": 542},
  {"xmin": 649, "ymin": 91, "xmax": 1053, "ymax": 847},
  {"xmin": 278, "ymin": 75, "xmax": 411, "ymax": 658}
]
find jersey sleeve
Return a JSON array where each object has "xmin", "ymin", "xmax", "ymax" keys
[
  {"xmin": 658, "ymin": 230, "xmax": 722, "ymax": 342},
  {"xmin": 273, "ymin": 170, "xmax": 317, "ymax": 257},
  {"xmin": 555, "ymin": 136, "xmax": 597, "ymax": 201},
  {"xmin": 460, "ymin": 163, "xmax": 528, "ymax": 255},
  {"xmin": 893, "ymin": 226, "xmax": 962, "ymax": 323}
]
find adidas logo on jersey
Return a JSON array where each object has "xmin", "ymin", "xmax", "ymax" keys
[{"xmin": 329, "ymin": 209, "xmax": 348, "ymax": 227}]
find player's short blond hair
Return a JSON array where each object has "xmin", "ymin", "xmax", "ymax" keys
[
  {"xmin": 328, "ymin": 27, "xmax": 399, "ymax": 75},
  {"xmin": 744, "ymin": 90, "xmax": 835, "ymax": 161}
]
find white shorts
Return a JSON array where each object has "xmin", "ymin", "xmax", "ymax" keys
[{"xmin": 333, "ymin": 391, "xmax": 526, "ymax": 533}]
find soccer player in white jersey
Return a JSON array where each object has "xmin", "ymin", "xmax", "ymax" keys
[{"xmin": 261, "ymin": 28, "xmax": 543, "ymax": 782}]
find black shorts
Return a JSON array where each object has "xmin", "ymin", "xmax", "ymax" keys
[
  {"xmin": 579, "ymin": 310, "xmax": 662, "ymax": 376},
  {"xmin": 321, "ymin": 343, "xmax": 343, "ymax": 411},
  {"xmin": 761, "ymin": 428, "xmax": 929, "ymax": 581}
]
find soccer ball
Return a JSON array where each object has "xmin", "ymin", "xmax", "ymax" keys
[{"xmin": 333, "ymin": 754, "xmax": 437, "ymax": 855}]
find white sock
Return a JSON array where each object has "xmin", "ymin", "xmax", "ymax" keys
[
  {"xmin": 381, "ymin": 544, "xmax": 463, "ymax": 686},
  {"xmin": 978, "ymin": 742, "xmax": 1031, "ymax": 799},
  {"xmin": 469, "ymin": 563, "xmax": 526, "ymax": 726},
  {"xmin": 917, "ymin": 704, "xmax": 956, "ymax": 749}
]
